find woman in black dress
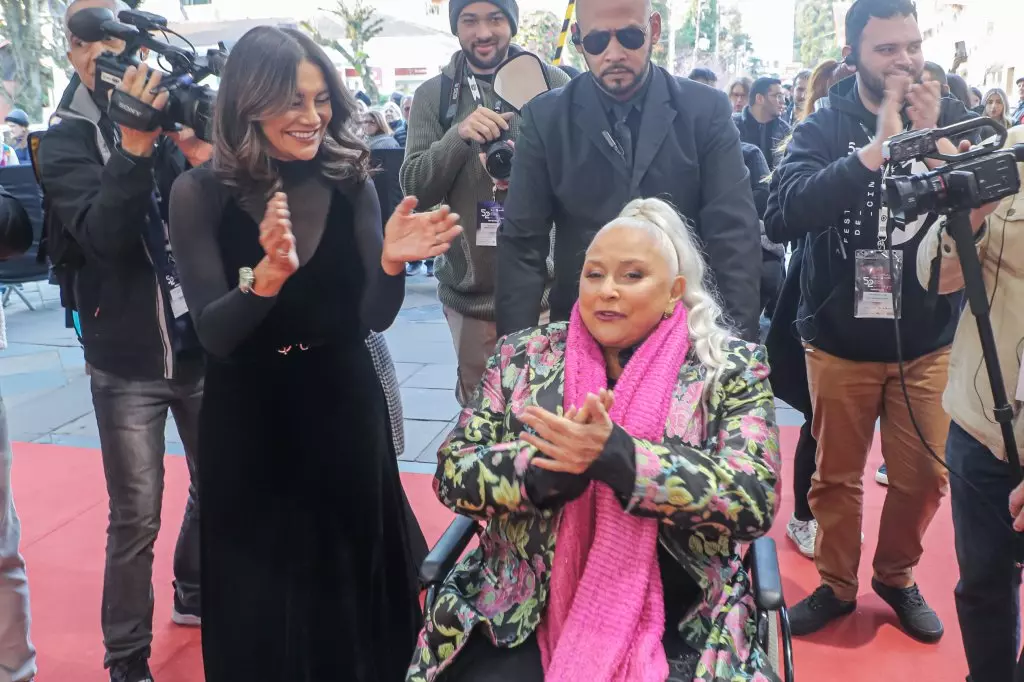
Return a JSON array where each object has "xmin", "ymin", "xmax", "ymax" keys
[{"xmin": 168, "ymin": 26, "xmax": 462, "ymax": 681}]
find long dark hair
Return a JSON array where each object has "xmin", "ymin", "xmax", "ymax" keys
[{"xmin": 212, "ymin": 26, "xmax": 369, "ymax": 195}]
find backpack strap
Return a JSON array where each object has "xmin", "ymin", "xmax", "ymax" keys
[{"xmin": 439, "ymin": 72, "xmax": 455, "ymax": 131}]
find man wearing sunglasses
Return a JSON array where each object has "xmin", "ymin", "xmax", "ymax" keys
[{"xmin": 495, "ymin": 0, "xmax": 761, "ymax": 341}]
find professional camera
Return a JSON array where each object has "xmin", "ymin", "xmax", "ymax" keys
[
  {"xmin": 486, "ymin": 53, "xmax": 554, "ymax": 181},
  {"xmin": 67, "ymin": 7, "xmax": 227, "ymax": 142},
  {"xmin": 882, "ymin": 117, "xmax": 1024, "ymax": 222}
]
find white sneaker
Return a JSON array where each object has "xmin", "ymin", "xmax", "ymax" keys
[{"xmin": 786, "ymin": 516, "xmax": 817, "ymax": 559}]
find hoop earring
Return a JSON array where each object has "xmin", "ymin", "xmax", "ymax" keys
[{"xmin": 662, "ymin": 304, "xmax": 676, "ymax": 320}]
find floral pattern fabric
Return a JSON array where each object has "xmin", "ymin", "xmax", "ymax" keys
[{"xmin": 407, "ymin": 323, "xmax": 781, "ymax": 682}]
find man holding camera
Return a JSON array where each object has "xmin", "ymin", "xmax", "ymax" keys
[
  {"xmin": 927, "ymin": 124, "xmax": 1024, "ymax": 682},
  {"xmin": 765, "ymin": 0, "xmax": 989, "ymax": 642},
  {"xmin": 37, "ymin": 1, "xmax": 211, "ymax": 680},
  {"xmin": 401, "ymin": 0, "xmax": 569, "ymax": 406},
  {"xmin": 496, "ymin": 0, "xmax": 760, "ymax": 339}
]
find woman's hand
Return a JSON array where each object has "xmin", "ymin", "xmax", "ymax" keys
[
  {"xmin": 1010, "ymin": 480, "xmax": 1024, "ymax": 532},
  {"xmin": 253, "ymin": 192, "xmax": 298, "ymax": 296},
  {"xmin": 381, "ymin": 196, "xmax": 462, "ymax": 276},
  {"xmin": 521, "ymin": 391, "xmax": 615, "ymax": 475}
]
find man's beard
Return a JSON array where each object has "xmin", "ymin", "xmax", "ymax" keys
[
  {"xmin": 858, "ymin": 64, "xmax": 919, "ymax": 106},
  {"xmin": 462, "ymin": 38, "xmax": 509, "ymax": 71},
  {"xmin": 592, "ymin": 43, "xmax": 653, "ymax": 98}
]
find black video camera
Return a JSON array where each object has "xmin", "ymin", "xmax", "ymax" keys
[
  {"xmin": 67, "ymin": 7, "xmax": 227, "ymax": 142},
  {"xmin": 882, "ymin": 117, "xmax": 1024, "ymax": 223}
]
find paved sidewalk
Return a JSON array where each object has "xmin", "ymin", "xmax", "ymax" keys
[{"xmin": 0, "ymin": 279, "xmax": 805, "ymax": 475}]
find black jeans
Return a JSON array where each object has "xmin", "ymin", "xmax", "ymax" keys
[
  {"xmin": 947, "ymin": 421, "xmax": 1024, "ymax": 682},
  {"xmin": 90, "ymin": 366, "xmax": 202, "ymax": 668},
  {"xmin": 793, "ymin": 420, "xmax": 817, "ymax": 522}
]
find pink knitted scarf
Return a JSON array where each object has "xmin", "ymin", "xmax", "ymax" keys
[{"xmin": 537, "ymin": 303, "xmax": 691, "ymax": 682}]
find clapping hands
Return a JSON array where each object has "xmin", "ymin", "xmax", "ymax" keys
[
  {"xmin": 521, "ymin": 389, "xmax": 615, "ymax": 475},
  {"xmin": 381, "ymin": 197, "xmax": 463, "ymax": 276}
]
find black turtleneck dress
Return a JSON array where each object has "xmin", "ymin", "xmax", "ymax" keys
[{"xmin": 168, "ymin": 161, "xmax": 421, "ymax": 681}]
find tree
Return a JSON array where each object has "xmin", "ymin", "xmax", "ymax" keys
[
  {"xmin": 678, "ymin": 0, "xmax": 718, "ymax": 54},
  {"xmin": 1, "ymin": 0, "xmax": 69, "ymax": 120},
  {"xmin": 305, "ymin": 0, "xmax": 383, "ymax": 101},
  {"xmin": 519, "ymin": 9, "xmax": 583, "ymax": 69},
  {"xmin": 794, "ymin": 0, "xmax": 839, "ymax": 68}
]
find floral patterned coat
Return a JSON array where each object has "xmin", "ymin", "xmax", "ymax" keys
[{"xmin": 407, "ymin": 324, "xmax": 781, "ymax": 682}]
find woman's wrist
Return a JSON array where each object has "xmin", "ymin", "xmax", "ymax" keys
[
  {"xmin": 251, "ymin": 258, "xmax": 287, "ymax": 297},
  {"xmin": 381, "ymin": 256, "xmax": 404, "ymax": 276}
]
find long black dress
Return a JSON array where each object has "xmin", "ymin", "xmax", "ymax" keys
[{"xmin": 169, "ymin": 166, "xmax": 421, "ymax": 681}]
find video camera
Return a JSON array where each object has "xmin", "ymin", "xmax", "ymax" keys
[
  {"xmin": 882, "ymin": 117, "xmax": 1024, "ymax": 222},
  {"xmin": 67, "ymin": 6, "xmax": 227, "ymax": 142}
]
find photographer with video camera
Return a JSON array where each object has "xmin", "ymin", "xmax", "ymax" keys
[
  {"xmin": 916, "ymin": 123, "xmax": 1024, "ymax": 682},
  {"xmin": 36, "ymin": 1, "xmax": 212, "ymax": 680},
  {"xmin": 400, "ymin": 0, "xmax": 569, "ymax": 407},
  {"xmin": 764, "ymin": 0, "xmax": 993, "ymax": 643}
]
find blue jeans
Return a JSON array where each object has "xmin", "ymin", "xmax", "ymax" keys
[
  {"xmin": 947, "ymin": 421, "xmax": 1024, "ymax": 682},
  {"xmin": 90, "ymin": 366, "xmax": 202, "ymax": 668},
  {"xmin": 0, "ymin": 395, "xmax": 36, "ymax": 682}
]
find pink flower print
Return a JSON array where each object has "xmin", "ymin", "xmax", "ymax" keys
[
  {"xmin": 725, "ymin": 604, "xmax": 751, "ymax": 660},
  {"xmin": 526, "ymin": 335, "xmax": 548, "ymax": 356},
  {"xmin": 666, "ymin": 382, "xmax": 704, "ymax": 442},
  {"xmin": 500, "ymin": 342, "xmax": 515, "ymax": 365},
  {"xmin": 739, "ymin": 414, "xmax": 769, "ymax": 443},
  {"xmin": 749, "ymin": 360, "xmax": 771, "ymax": 382},
  {"xmin": 510, "ymin": 376, "xmax": 532, "ymax": 415},
  {"xmin": 475, "ymin": 559, "xmax": 535, "ymax": 618},
  {"xmin": 480, "ymin": 366, "xmax": 503, "ymax": 408}
]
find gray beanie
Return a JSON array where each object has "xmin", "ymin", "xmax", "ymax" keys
[{"xmin": 449, "ymin": 0, "xmax": 519, "ymax": 37}]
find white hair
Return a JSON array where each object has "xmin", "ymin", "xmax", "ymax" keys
[{"xmin": 598, "ymin": 197, "xmax": 733, "ymax": 393}]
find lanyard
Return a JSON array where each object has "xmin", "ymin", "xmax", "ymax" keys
[
  {"xmin": 858, "ymin": 121, "xmax": 908, "ymax": 250},
  {"xmin": 446, "ymin": 54, "xmax": 499, "ymax": 125}
]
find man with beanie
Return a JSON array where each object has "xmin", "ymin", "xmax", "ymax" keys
[
  {"xmin": 2, "ymin": 110, "xmax": 30, "ymax": 164},
  {"xmin": 401, "ymin": 0, "xmax": 569, "ymax": 406}
]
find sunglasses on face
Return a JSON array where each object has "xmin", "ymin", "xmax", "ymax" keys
[{"xmin": 580, "ymin": 26, "xmax": 647, "ymax": 55}]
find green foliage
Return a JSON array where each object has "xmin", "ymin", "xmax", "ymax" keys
[
  {"xmin": 678, "ymin": 0, "xmax": 718, "ymax": 53},
  {"xmin": 304, "ymin": 0, "xmax": 384, "ymax": 101},
  {"xmin": 794, "ymin": 0, "xmax": 839, "ymax": 68},
  {"xmin": 519, "ymin": 8, "xmax": 584, "ymax": 69}
]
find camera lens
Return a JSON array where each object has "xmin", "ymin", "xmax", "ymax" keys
[
  {"xmin": 484, "ymin": 140, "xmax": 514, "ymax": 181},
  {"xmin": 884, "ymin": 173, "xmax": 941, "ymax": 223}
]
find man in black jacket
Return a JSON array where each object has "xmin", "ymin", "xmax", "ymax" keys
[
  {"xmin": 37, "ymin": 2, "xmax": 211, "ymax": 680},
  {"xmin": 496, "ymin": 0, "xmax": 760, "ymax": 339},
  {"xmin": 734, "ymin": 76, "xmax": 790, "ymax": 171},
  {"xmin": 765, "ymin": 0, "xmax": 991, "ymax": 643}
]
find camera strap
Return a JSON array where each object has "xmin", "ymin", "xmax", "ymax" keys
[{"xmin": 446, "ymin": 54, "xmax": 502, "ymax": 125}]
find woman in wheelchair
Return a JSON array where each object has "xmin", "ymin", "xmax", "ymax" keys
[{"xmin": 407, "ymin": 198, "xmax": 781, "ymax": 682}]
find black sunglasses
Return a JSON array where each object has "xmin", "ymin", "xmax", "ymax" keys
[{"xmin": 580, "ymin": 26, "xmax": 647, "ymax": 55}]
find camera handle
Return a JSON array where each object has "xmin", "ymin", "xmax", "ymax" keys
[{"xmin": 944, "ymin": 202, "xmax": 1023, "ymax": 487}]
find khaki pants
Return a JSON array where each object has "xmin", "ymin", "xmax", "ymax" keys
[
  {"xmin": 443, "ymin": 308, "xmax": 550, "ymax": 408},
  {"xmin": 805, "ymin": 344, "xmax": 950, "ymax": 602}
]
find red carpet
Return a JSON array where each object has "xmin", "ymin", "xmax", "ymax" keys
[{"xmin": 10, "ymin": 428, "xmax": 970, "ymax": 681}]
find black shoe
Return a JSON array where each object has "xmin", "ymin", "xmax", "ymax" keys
[
  {"xmin": 110, "ymin": 656, "xmax": 154, "ymax": 682},
  {"xmin": 789, "ymin": 585, "xmax": 856, "ymax": 636},
  {"xmin": 172, "ymin": 589, "xmax": 201, "ymax": 627},
  {"xmin": 871, "ymin": 578, "xmax": 944, "ymax": 642}
]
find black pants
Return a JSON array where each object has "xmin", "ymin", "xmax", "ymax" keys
[
  {"xmin": 947, "ymin": 421, "xmax": 1024, "ymax": 682},
  {"xmin": 793, "ymin": 420, "xmax": 817, "ymax": 522},
  {"xmin": 436, "ymin": 632, "xmax": 701, "ymax": 682},
  {"xmin": 760, "ymin": 257, "xmax": 784, "ymax": 319}
]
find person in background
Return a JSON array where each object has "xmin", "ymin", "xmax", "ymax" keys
[
  {"xmin": 765, "ymin": 0, "xmax": 984, "ymax": 642},
  {"xmin": 925, "ymin": 125, "xmax": 1022, "ymax": 682},
  {"xmin": 1012, "ymin": 77, "xmax": 1024, "ymax": 126},
  {"xmin": 728, "ymin": 76, "xmax": 751, "ymax": 113},
  {"xmin": 0, "ymin": 189, "xmax": 36, "ymax": 682},
  {"xmin": 2, "ymin": 110, "xmax": 29, "ymax": 164},
  {"xmin": 946, "ymin": 73, "xmax": 972, "ymax": 108},
  {"xmin": 401, "ymin": 94, "xmax": 414, "ymax": 122},
  {"xmin": 983, "ymin": 88, "xmax": 1013, "ymax": 129},
  {"xmin": 0, "ymin": 143, "xmax": 17, "ymax": 167},
  {"xmin": 921, "ymin": 61, "xmax": 949, "ymax": 96},
  {"xmin": 497, "ymin": 0, "xmax": 762, "ymax": 342},
  {"xmin": 401, "ymin": 0, "xmax": 569, "ymax": 405},
  {"xmin": 734, "ymin": 76, "xmax": 790, "ymax": 170},
  {"xmin": 384, "ymin": 101, "xmax": 407, "ymax": 147},
  {"xmin": 784, "ymin": 70, "xmax": 811, "ymax": 125},
  {"xmin": 364, "ymin": 109, "xmax": 401, "ymax": 149},
  {"xmin": 687, "ymin": 66, "xmax": 717, "ymax": 87},
  {"xmin": 968, "ymin": 86, "xmax": 983, "ymax": 113},
  {"xmin": 355, "ymin": 90, "xmax": 372, "ymax": 109}
]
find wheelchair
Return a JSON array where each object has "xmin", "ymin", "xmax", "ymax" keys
[{"xmin": 420, "ymin": 515, "xmax": 794, "ymax": 682}]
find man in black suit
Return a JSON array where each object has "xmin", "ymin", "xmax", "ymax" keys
[{"xmin": 495, "ymin": 0, "xmax": 761, "ymax": 339}]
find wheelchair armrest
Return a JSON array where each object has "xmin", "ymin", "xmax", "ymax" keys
[
  {"xmin": 419, "ymin": 515, "xmax": 480, "ymax": 587},
  {"xmin": 749, "ymin": 536, "xmax": 785, "ymax": 611}
]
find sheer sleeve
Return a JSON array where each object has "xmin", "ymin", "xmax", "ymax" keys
[{"xmin": 169, "ymin": 168, "xmax": 277, "ymax": 359}]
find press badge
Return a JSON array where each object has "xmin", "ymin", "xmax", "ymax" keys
[
  {"xmin": 169, "ymin": 285, "xmax": 189, "ymax": 319},
  {"xmin": 854, "ymin": 249, "xmax": 903, "ymax": 319},
  {"xmin": 476, "ymin": 201, "xmax": 502, "ymax": 247}
]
